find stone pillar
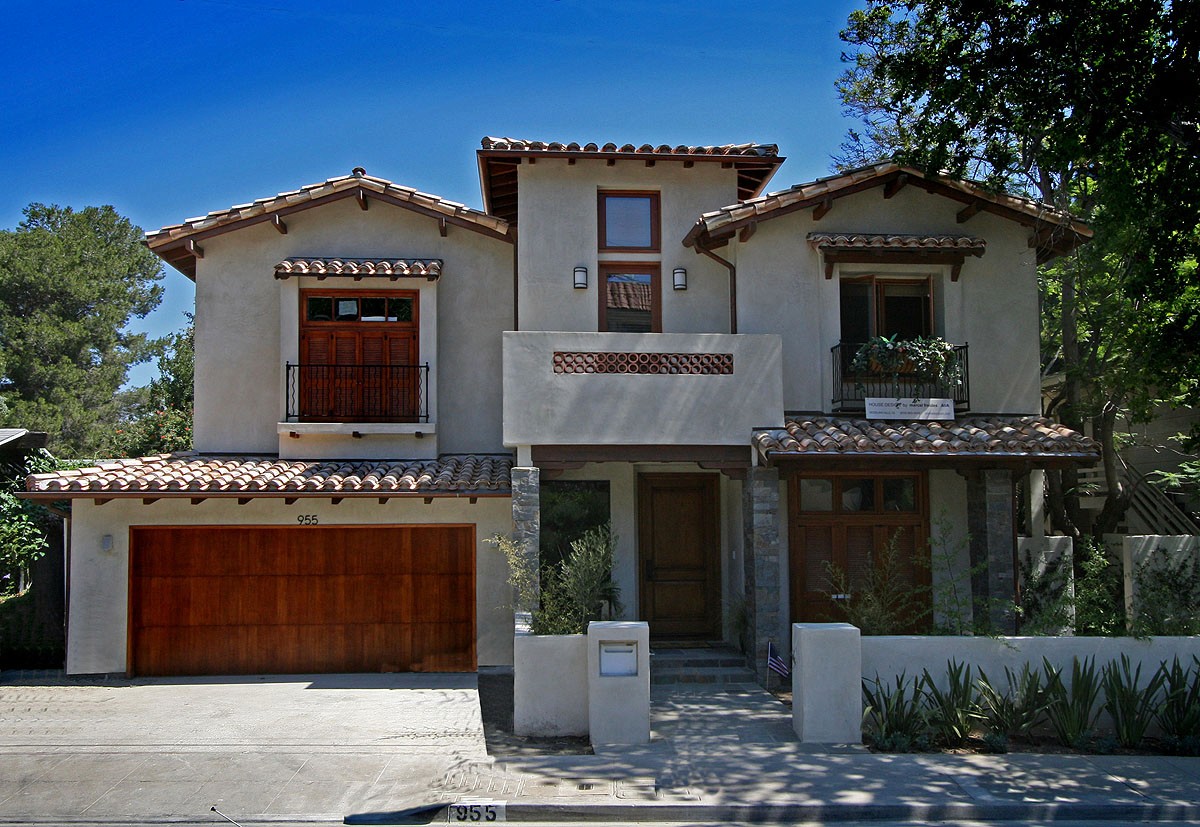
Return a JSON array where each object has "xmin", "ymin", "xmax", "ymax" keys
[
  {"xmin": 743, "ymin": 465, "xmax": 783, "ymax": 685},
  {"xmin": 510, "ymin": 467, "xmax": 540, "ymax": 589},
  {"xmin": 966, "ymin": 468, "xmax": 1016, "ymax": 633}
]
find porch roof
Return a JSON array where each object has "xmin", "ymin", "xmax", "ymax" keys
[
  {"xmin": 754, "ymin": 415, "xmax": 1099, "ymax": 467},
  {"xmin": 22, "ymin": 453, "xmax": 513, "ymax": 500},
  {"xmin": 274, "ymin": 257, "xmax": 442, "ymax": 280}
]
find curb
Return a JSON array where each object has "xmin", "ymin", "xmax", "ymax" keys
[{"xmin": 345, "ymin": 800, "xmax": 1200, "ymax": 824}]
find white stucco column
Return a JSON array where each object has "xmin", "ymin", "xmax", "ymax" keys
[{"xmin": 792, "ymin": 622, "xmax": 862, "ymax": 744}]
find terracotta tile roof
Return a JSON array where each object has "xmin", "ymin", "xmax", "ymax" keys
[
  {"xmin": 274, "ymin": 258, "xmax": 442, "ymax": 280},
  {"xmin": 478, "ymin": 137, "xmax": 785, "ymax": 225},
  {"xmin": 807, "ymin": 232, "xmax": 987, "ymax": 254},
  {"xmin": 25, "ymin": 453, "xmax": 514, "ymax": 498},
  {"xmin": 480, "ymin": 137, "xmax": 780, "ymax": 158},
  {"xmin": 146, "ymin": 168, "xmax": 511, "ymax": 279},
  {"xmin": 683, "ymin": 162, "xmax": 1092, "ymax": 263},
  {"xmin": 754, "ymin": 416, "xmax": 1099, "ymax": 462}
]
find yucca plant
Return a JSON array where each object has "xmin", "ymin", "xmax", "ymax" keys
[
  {"xmin": 977, "ymin": 663, "xmax": 1049, "ymax": 742},
  {"xmin": 1043, "ymin": 656, "xmax": 1102, "ymax": 748},
  {"xmin": 1155, "ymin": 656, "xmax": 1200, "ymax": 755},
  {"xmin": 862, "ymin": 672, "xmax": 930, "ymax": 752},
  {"xmin": 922, "ymin": 659, "xmax": 980, "ymax": 747},
  {"xmin": 1102, "ymin": 654, "xmax": 1165, "ymax": 749}
]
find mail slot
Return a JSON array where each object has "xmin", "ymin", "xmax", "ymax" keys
[{"xmin": 598, "ymin": 641, "xmax": 638, "ymax": 676}]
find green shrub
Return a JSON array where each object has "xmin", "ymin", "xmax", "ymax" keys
[
  {"xmin": 1043, "ymin": 656, "xmax": 1102, "ymax": 748},
  {"xmin": 1155, "ymin": 656, "xmax": 1200, "ymax": 755},
  {"xmin": 862, "ymin": 672, "xmax": 930, "ymax": 752},
  {"xmin": 1102, "ymin": 654, "xmax": 1165, "ymax": 748},
  {"xmin": 1073, "ymin": 540, "xmax": 1126, "ymax": 636},
  {"xmin": 1130, "ymin": 550, "xmax": 1200, "ymax": 636},
  {"xmin": 922, "ymin": 659, "xmax": 980, "ymax": 747},
  {"xmin": 825, "ymin": 530, "xmax": 928, "ymax": 635},
  {"xmin": 976, "ymin": 663, "xmax": 1048, "ymax": 741}
]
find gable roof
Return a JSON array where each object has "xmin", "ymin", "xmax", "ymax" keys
[
  {"xmin": 683, "ymin": 162, "xmax": 1092, "ymax": 263},
  {"xmin": 477, "ymin": 137, "xmax": 785, "ymax": 225},
  {"xmin": 145, "ymin": 169, "xmax": 512, "ymax": 279}
]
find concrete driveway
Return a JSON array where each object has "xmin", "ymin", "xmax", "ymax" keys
[{"xmin": 0, "ymin": 673, "xmax": 486, "ymax": 823}]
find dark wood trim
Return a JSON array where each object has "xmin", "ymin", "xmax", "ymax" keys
[
  {"xmin": 883, "ymin": 174, "xmax": 909, "ymax": 198},
  {"xmin": 597, "ymin": 190, "xmax": 661, "ymax": 253},
  {"xmin": 597, "ymin": 262, "xmax": 662, "ymax": 333},
  {"xmin": 299, "ymin": 287, "xmax": 421, "ymax": 331},
  {"xmin": 272, "ymin": 215, "xmax": 287, "ymax": 234},
  {"xmin": 532, "ymin": 444, "xmax": 748, "ymax": 467},
  {"xmin": 822, "ymin": 249, "xmax": 980, "ymax": 279},
  {"xmin": 764, "ymin": 452, "xmax": 1096, "ymax": 471}
]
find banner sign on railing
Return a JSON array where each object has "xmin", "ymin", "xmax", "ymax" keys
[{"xmin": 865, "ymin": 397, "xmax": 955, "ymax": 420}]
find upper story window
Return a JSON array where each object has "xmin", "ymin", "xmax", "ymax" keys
[
  {"xmin": 839, "ymin": 276, "xmax": 932, "ymax": 343},
  {"xmin": 599, "ymin": 264, "xmax": 661, "ymax": 333},
  {"xmin": 598, "ymin": 191, "xmax": 660, "ymax": 252}
]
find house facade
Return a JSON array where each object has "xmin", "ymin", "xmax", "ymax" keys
[{"xmin": 26, "ymin": 139, "xmax": 1098, "ymax": 679}]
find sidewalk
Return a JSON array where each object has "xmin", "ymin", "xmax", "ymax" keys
[{"xmin": 351, "ymin": 683, "xmax": 1200, "ymax": 825}]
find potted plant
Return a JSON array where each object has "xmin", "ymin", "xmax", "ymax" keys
[{"xmin": 850, "ymin": 335, "xmax": 962, "ymax": 394}]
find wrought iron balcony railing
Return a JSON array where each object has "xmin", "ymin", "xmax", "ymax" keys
[
  {"xmin": 830, "ymin": 341, "xmax": 969, "ymax": 412},
  {"xmin": 285, "ymin": 363, "xmax": 429, "ymax": 422}
]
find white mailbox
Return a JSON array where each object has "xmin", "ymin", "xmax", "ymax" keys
[{"xmin": 598, "ymin": 641, "xmax": 638, "ymax": 676}]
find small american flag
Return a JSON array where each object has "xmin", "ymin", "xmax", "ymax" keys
[{"xmin": 767, "ymin": 640, "xmax": 791, "ymax": 679}]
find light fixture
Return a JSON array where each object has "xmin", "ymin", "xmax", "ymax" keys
[
  {"xmin": 573, "ymin": 266, "xmax": 588, "ymax": 289},
  {"xmin": 673, "ymin": 267, "xmax": 688, "ymax": 290}
]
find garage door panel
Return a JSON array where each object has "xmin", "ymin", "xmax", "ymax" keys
[{"xmin": 130, "ymin": 526, "xmax": 475, "ymax": 676}]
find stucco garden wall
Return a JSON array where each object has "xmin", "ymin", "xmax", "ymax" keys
[
  {"xmin": 732, "ymin": 186, "xmax": 1042, "ymax": 414},
  {"xmin": 192, "ymin": 196, "xmax": 512, "ymax": 456},
  {"xmin": 64, "ymin": 495, "xmax": 514, "ymax": 675}
]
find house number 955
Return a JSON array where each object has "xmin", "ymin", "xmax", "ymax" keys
[
  {"xmin": 448, "ymin": 803, "xmax": 504, "ymax": 823},
  {"xmin": 296, "ymin": 515, "xmax": 319, "ymax": 525}
]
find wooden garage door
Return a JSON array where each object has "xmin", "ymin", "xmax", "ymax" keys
[{"xmin": 129, "ymin": 525, "xmax": 475, "ymax": 676}]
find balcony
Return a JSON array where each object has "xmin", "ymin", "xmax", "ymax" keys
[
  {"xmin": 503, "ymin": 332, "xmax": 783, "ymax": 447},
  {"xmin": 285, "ymin": 363, "xmax": 429, "ymax": 423},
  {"xmin": 831, "ymin": 341, "xmax": 970, "ymax": 413}
]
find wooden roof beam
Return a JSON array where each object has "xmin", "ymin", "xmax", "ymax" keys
[
  {"xmin": 272, "ymin": 215, "xmax": 287, "ymax": 234},
  {"xmin": 812, "ymin": 197, "xmax": 833, "ymax": 221},
  {"xmin": 186, "ymin": 239, "xmax": 203, "ymax": 258},
  {"xmin": 957, "ymin": 200, "xmax": 985, "ymax": 223},
  {"xmin": 738, "ymin": 222, "xmax": 757, "ymax": 243},
  {"xmin": 883, "ymin": 174, "xmax": 909, "ymax": 199},
  {"xmin": 356, "ymin": 189, "xmax": 368, "ymax": 210}
]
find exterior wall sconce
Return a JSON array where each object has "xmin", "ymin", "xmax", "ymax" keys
[
  {"xmin": 673, "ymin": 267, "xmax": 688, "ymax": 290},
  {"xmin": 573, "ymin": 266, "xmax": 588, "ymax": 289}
]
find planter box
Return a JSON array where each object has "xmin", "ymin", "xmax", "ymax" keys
[{"xmin": 513, "ymin": 618, "xmax": 588, "ymax": 737}]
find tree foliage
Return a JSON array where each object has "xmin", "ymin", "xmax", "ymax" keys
[
  {"xmin": 0, "ymin": 204, "xmax": 163, "ymax": 457},
  {"xmin": 839, "ymin": 0, "xmax": 1200, "ymax": 536},
  {"xmin": 106, "ymin": 315, "xmax": 194, "ymax": 458}
]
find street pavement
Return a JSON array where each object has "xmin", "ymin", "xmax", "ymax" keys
[{"xmin": 2, "ymin": 672, "xmax": 1200, "ymax": 825}]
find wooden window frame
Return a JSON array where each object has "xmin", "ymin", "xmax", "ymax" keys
[
  {"xmin": 598, "ymin": 263, "xmax": 662, "ymax": 333},
  {"xmin": 598, "ymin": 190, "xmax": 661, "ymax": 252},
  {"xmin": 839, "ymin": 275, "xmax": 934, "ymax": 340},
  {"xmin": 300, "ymin": 288, "xmax": 420, "ymax": 333}
]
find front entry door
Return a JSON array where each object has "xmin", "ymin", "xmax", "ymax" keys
[{"xmin": 638, "ymin": 473, "xmax": 721, "ymax": 638}]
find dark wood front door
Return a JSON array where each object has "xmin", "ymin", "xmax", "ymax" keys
[{"xmin": 638, "ymin": 473, "xmax": 721, "ymax": 638}]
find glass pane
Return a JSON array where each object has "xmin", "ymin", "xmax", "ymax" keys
[
  {"xmin": 841, "ymin": 478, "xmax": 875, "ymax": 512},
  {"xmin": 604, "ymin": 272, "xmax": 654, "ymax": 333},
  {"xmin": 799, "ymin": 478, "xmax": 833, "ymax": 511},
  {"xmin": 360, "ymin": 297, "xmax": 387, "ymax": 321},
  {"xmin": 880, "ymin": 282, "xmax": 931, "ymax": 338},
  {"xmin": 882, "ymin": 478, "xmax": 917, "ymax": 512},
  {"xmin": 839, "ymin": 281, "xmax": 872, "ymax": 344},
  {"xmin": 603, "ymin": 195, "xmax": 654, "ymax": 248},
  {"xmin": 334, "ymin": 298, "xmax": 358, "ymax": 321},
  {"xmin": 306, "ymin": 297, "xmax": 333, "ymax": 321},
  {"xmin": 389, "ymin": 297, "xmax": 413, "ymax": 322}
]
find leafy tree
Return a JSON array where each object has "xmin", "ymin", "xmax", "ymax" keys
[
  {"xmin": 838, "ymin": 0, "xmax": 1200, "ymax": 538},
  {"xmin": 107, "ymin": 315, "xmax": 194, "ymax": 457},
  {"xmin": 0, "ymin": 204, "xmax": 163, "ymax": 456}
]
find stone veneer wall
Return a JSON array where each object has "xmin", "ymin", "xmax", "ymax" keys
[
  {"xmin": 510, "ymin": 468, "xmax": 540, "ymax": 590},
  {"xmin": 743, "ymin": 466, "xmax": 782, "ymax": 683}
]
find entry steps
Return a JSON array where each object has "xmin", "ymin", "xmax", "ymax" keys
[{"xmin": 649, "ymin": 643, "xmax": 757, "ymax": 686}]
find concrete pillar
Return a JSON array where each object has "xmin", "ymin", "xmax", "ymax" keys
[
  {"xmin": 1029, "ymin": 468, "xmax": 1046, "ymax": 542},
  {"xmin": 792, "ymin": 623, "xmax": 862, "ymax": 744},
  {"xmin": 966, "ymin": 468, "xmax": 1016, "ymax": 633},
  {"xmin": 510, "ymin": 467, "xmax": 540, "ymax": 594},
  {"xmin": 587, "ymin": 621, "xmax": 650, "ymax": 745},
  {"xmin": 743, "ymin": 465, "xmax": 783, "ymax": 684}
]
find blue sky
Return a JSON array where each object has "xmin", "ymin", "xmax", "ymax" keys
[{"xmin": 2, "ymin": 0, "xmax": 863, "ymax": 386}]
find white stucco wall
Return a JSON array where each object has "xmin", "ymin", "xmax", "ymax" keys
[
  {"xmin": 732, "ymin": 186, "xmax": 1043, "ymax": 414},
  {"xmin": 192, "ymin": 196, "xmax": 512, "ymax": 456},
  {"xmin": 64, "ymin": 495, "xmax": 514, "ymax": 675},
  {"xmin": 515, "ymin": 159, "xmax": 738, "ymax": 333},
  {"xmin": 503, "ymin": 331, "xmax": 783, "ymax": 447}
]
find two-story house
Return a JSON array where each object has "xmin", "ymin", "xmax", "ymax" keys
[{"xmin": 26, "ymin": 138, "xmax": 1098, "ymax": 679}]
